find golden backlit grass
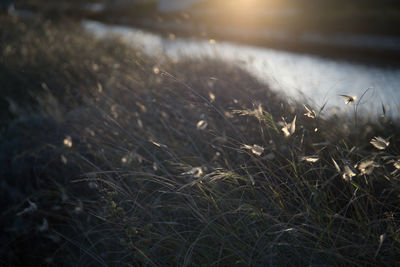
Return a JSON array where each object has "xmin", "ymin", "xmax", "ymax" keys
[{"xmin": 1, "ymin": 16, "xmax": 400, "ymax": 266}]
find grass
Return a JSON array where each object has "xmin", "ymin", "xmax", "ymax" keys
[{"xmin": 1, "ymin": 15, "xmax": 400, "ymax": 266}]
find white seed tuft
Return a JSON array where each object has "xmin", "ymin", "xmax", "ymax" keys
[
  {"xmin": 356, "ymin": 160, "xmax": 380, "ymax": 175},
  {"xmin": 299, "ymin": 155, "xmax": 319, "ymax": 163},
  {"xmin": 63, "ymin": 136, "xmax": 72, "ymax": 148},
  {"xmin": 339, "ymin": 94, "xmax": 357, "ymax": 104},
  {"xmin": 209, "ymin": 92, "xmax": 216, "ymax": 102},
  {"xmin": 182, "ymin": 167, "xmax": 203, "ymax": 178},
  {"xmin": 196, "ymin": 120, "xmax": 208, "ymax": 130},
  {"xmin": 281, "ymin": 115, "xmax": 296, "ymax": 137},
  {"xmin": 342, "ymin": 165, "xmax": 356, "ymax": 181},
  {"xmin": 303, "ymin": 104, "xmax": 316, "ymax": 119},
  {"xmin": 242, "ymin": 144, "xmax": 264, "ymax": 156},
  {"xmin": 153, "ymin": 66, "xmax": 160, "ymax": 74},
  {"xmin": 370, "ymin": 136, "xmax": 390, "ymax": 150},
  {"xmin": 393, "ymin": 160, "xmax": 400, "ymax": 170},
  {"xmin": 251, "ymin": 144, "xmax": 264, "ymax": 156}
]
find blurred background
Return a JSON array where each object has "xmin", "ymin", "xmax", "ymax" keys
[
  {"xmin": 10, "ymin": 0, "xmax": 400, "ymax": 65},
  {"xmin": 5, "ymin": 0, "xmax": 400, "ymax": 114}
]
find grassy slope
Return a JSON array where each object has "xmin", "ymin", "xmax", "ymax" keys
[{"xmin": 1, "ymin": 16, "xmax": 400, "ymax": 266}]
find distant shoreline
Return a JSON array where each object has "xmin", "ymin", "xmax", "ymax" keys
[
  {"xmin": 10, "ymin": 2, "xmax": 400, "ymax": 67},
  {"xmin": 95, "ymin": 16, "xmax": 400, "ymax": 68}
]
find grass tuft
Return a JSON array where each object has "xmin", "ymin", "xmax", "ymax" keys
[{"xmin": 1, "ymin": 16, "xmax": 400, "ymax": 266}]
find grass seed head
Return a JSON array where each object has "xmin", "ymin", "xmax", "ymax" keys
[
  {"xmin": 393, "ymin": 160, "xmax": 400, "ymax": 169},
  {"xmin": 299, "ymin": 155, "xmax": 319, "ymax": 163},
  {"xmin": 197, "ymin": 120, "xmax": 208, "ymax": 130},
  {"xmin": 241, "ymin": 144, "xmax": 264, "ymax": 156},
  {"xmin": 63, "ymin": 136, "xmax": 73, "ymax": 148},
  {"xmin": 342, "ymin": 165, "xmax": 357, "ymax": 181},
  {"xmin": 339, "ymin": 94, "xmax": 357, "ymax": 104},
  {"xmin": 281, "ymin": 115, "xmax": 296, "ymax": 137},
  {"xmin": 209, "ymin": 92, "xmax": 216, "ymax": 102},
  {"xmin": 182, "ymin": 167, "xmax": 203, "ymax": 178},
  {"xmin": 251, "ymin": 144, "xmax": 264, "ymax": 156},
  {"xmin": 357, "ymin": 160, "xmax": 380, "ymax": 175},
  {"xmin": 153, "ymin": 66, "xmax": 160, "ymax": 74},
  {"xmin": 303, "ymin": 104, "xmax": 316, "ymax": 118},
  {"xmin": 370, "ymin": 136, "xmax": 390, "ymax": 150}
]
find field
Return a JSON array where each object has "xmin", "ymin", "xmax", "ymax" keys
[{"xmin": 1, "ymin": 15, "xmax": 400, "ymax": 266}]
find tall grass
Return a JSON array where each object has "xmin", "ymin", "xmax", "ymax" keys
[{"xmin": 1, "ymin": 16, "xmax": 400, "ymax": 266}]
